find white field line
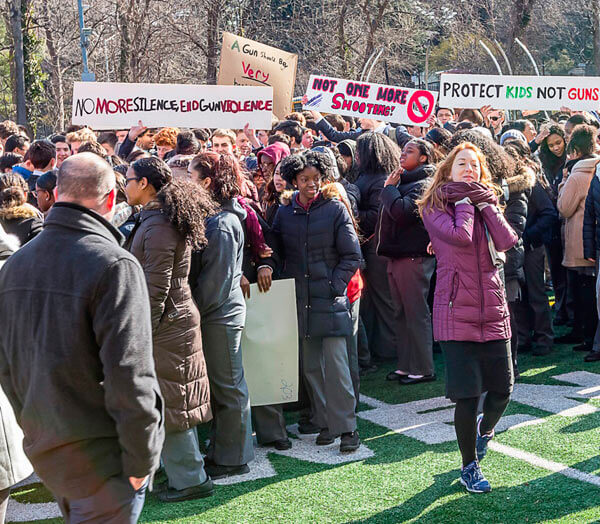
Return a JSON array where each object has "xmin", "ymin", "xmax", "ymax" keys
[{"xmin": 489, "ymin": 441, "xmax": 600, "ymax": 487}]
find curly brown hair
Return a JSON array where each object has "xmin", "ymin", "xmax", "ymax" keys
[
  {"xmin": 158, "ymin": 178, "xmax": 220, "ymax": 250},
  {"xmin": 0, "ymin": 173, "xmax": 28, "ymax": 209}
]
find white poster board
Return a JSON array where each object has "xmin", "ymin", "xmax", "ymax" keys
[
  {"xmin": 439, "ymin": 73, "xmax": 600, "ymax": 111},
  {"xmin": 242, "ymin": 279, "xmax": 298, "ymax": 406},
  {"xmin": 72, "ymin": 82, "xmax": 273, "ymax": 130},
  {"xmin": 304, "ymin": 74, "xmax": 438, "ymax": 127}
]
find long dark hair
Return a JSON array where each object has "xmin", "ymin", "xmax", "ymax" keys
[
  {"xmin": 356, "ymin": 132, "xmax": 401, "ymax": 175},
  {"xmin": 131, "ymin": 156, "xmax": 217, "ymax": 249},
  {"xmin": 538, "ymin": 124, "xmax": 566, "ymax": 173},
  {"xmin": 190, "ymin": 152, "xmax": 241, "ymax": 205}
]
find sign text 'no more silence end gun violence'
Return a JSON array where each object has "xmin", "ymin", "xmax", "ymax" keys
[{"xmin": 72, "ymin": 82, "xmax": 273, "ymax": 130}]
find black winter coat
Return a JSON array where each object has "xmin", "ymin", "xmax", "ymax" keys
[
  {"xmin": 503, "ymin": 166, "xmax": 535, "ymax": 283},
  {"xmin": 0, "ymin": 203, "xmax": 164, "ymax": 499},
  {"xmin": 584, "ymin": 174, "xmax": 600, "ymax": 260},
  {"xmin": 355, "ymin": 172, "xmax": 387, "ymax": 238},
  {"xmin": 272, "ymin": 193, "xmax": 361, "ymax": 338},
  {"xmin": 0, "ymin": 204, "xmax": 43, "ymax": 246},
  {"xmin": 523, "ymin": 179, "xmax": 558, "ymax": 250},
  {"xmin": 376, "ymin": 164, "xmax": 435, "ymax": 258}
]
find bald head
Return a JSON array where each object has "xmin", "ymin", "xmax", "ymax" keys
[
  {"xmin": 57, "ymin": 153, "xmax": 116, "ymax": 218},
  {"xmin": 58, "ymin": 153, "xmax": 115, "ymax": 201}
]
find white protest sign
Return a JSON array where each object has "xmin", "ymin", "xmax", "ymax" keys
[
  {"xmin": 439, "ymin": 74, "xmax": 600, "ymax": 111},
  {"xmin": 242, "ymin": 279, "xmax": 298, "ymax": 407},
  {"xmin": 304, "ymin": 74, "xmax": 438, "ymax": 127},
  {"xmin": 71, "ymin": 82, "xmax": 273, "ymax": 130}
]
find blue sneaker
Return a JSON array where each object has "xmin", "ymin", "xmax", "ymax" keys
[
  {"xmin": 476, "ymin": 413, "xmax": 495, "ymax": 462},
  {"xmin": 460, "ymin": 460, "xmax": 491, "ymax": 493}
]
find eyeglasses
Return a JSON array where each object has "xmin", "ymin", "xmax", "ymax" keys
[
  {"xmin": 32, "ymin": 189, "xmax": 49, "ymax": 198},
  {"xmin": 125, "ymin": 177, "xmax": 138, "ymax": 184},
  {"xmin": 490, "ymin": 116, "xmax": 501, "ymax": 122}
]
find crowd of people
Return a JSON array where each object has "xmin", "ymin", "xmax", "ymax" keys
[{"xmin": 0, "ymin": 98, "xmax": 598, "ymax": 521}]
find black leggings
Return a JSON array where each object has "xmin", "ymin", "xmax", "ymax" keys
[{"xmin": 454, "ymin": 392, "xmax": 511, "ymax": 466}]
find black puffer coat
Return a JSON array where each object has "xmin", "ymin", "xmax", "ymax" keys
[
  {"xmin": 354, "ymin": 172, "xmax": 386, "ymax": 238},
  {"xmin": 272, "ymin": 192, "xmax": 361, "ymax": 338},
  {"xmin": 584, "ymin": 172, "xmax": 600, "ymax": 260},
  {"xmin": 503, "ymin": 165, "xmax": 535, "ymax": 283},
  {"xmin": 376, "ymin": 164, "xmax": 434, "ymax": 258}
]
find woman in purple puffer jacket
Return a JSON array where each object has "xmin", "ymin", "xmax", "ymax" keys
[{"xmin": 418, "ymin": 142, "xmax": 518, "ymax": 494}]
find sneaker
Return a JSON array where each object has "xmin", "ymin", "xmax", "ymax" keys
[
  {"xmin": 204, "ymin": 460, "xmax": 249, "ymax": 480},
  {"xmin": 460, "ymin": 460, "xmax": 491, "ymax": 493},
  {"xmin": 156, "ymin": 478, "xmax": 214, "ymax": 502},
  {"xmin": 316, "ymin": 428, "xmax": 338, "ymax": 446},
  {"xmin": 476, "ymin": 414, "xmax": 494, "ymax": 462},
  {"xmin": 340, "ymin": 431, "xmax": 360, "ymax": 452}
]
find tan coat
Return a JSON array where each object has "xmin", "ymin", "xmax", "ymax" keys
[
  {"xmin": 126, "ymin": 204, "xmax": 211, "ymax": 432},
  {"xmin": 557, "ymin": 156, "xmax": 600, "ymax": 267}
]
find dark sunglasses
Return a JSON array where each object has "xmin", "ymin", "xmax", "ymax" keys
[{"xmin": 489, "ymin": 116, "xmax": 501, "ymax": 121}]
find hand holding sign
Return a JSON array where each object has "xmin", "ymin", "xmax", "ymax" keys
[
  {"xmin": 244, "ymin": 123, "xmax": 261, "ymax": 149},
  {"xmin": 128, "ymin": 120, "xmax": 148, "ymax": 142}
]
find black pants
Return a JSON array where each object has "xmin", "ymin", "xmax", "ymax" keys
[
  {"xmin": 514, "ymin": 246, "xmax": 554, "ymax": 349},
  {"xmin": 546, "ymin": 238, "xmax": 572, "ymax": 322},
  {"xmin": 569, "ymin": 269, "xmax": 598, "ymax": 346},
  {"xmin": 360, "ymin": 240, "xmax": 397, "ymax": 360},
  {"xmin": 454, "ymin": 392, "xmax": 510, "ymax": 466}
]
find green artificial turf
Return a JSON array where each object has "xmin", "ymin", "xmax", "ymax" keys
[{"xmin": 9, "ymin": 337, "xmax": 600, "ymax": 523}]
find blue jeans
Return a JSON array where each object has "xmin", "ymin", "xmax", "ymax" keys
[{"xmin": 56, "ymin": 475, "xmax": 147, "ymax": 523}]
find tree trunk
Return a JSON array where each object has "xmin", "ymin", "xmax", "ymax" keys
[
  {"xmin": 594, "ymin": 0, "xmax": 600, "ymax": 74},
  {"xmin": 8, "ymin": 0, "xmax": 27, "ymax": 124},
  {"xmin": 206, "ymin": 0, "xmax": 221, "ymax": 84},
  {"xmin": 504, "ymin": 0, "xmax": 536, "ymax": 64},
  {"xmin": 337, "ymin": 0, "xmax": 353, "ymax": 77},
  {"xmin": 40, "ymin": 2, "xmax": 65, "ymax": 131}
]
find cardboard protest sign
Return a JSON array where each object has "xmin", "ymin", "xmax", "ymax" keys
[
  {"xmin": 304, "ymin": 75, "xmax": 438, "ymax": 127},
  {"xmin": 218, "ymin": 32, "xmax": 298, "ymax": 120},
  {"xmin": 71, "ymin": 82, "xmax": 273, "ymax": 130},
  {"xmin": 242, "ymin": 279, "xmax": 298, "ymax": 407},
  {"xmin": 439, "ymin": 74, "xmax": 600, "ymax": 111}
]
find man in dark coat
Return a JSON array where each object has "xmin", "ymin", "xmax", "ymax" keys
[{"xmin": 0, "ymin": 153, "xmax": 164, "ymax": 523}]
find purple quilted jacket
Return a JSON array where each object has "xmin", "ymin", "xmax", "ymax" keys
[{"xmin": 422, "ymin": 183, "xmax": 518, "ymax": 343}]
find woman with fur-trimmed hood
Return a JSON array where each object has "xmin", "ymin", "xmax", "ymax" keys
[{"xmin": 0, "ymin": 173, "xmax": 43, "ymax": 246}]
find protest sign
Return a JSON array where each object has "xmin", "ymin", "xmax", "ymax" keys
[
  {"xmin": 304, "ymin": 75, "xmax": 438, "ymax": 127},
  {"xmin": 242, "ymin": 279, "xmax": 298, "ymax": 407},
  {"xmin": 218, "ymin": 32, "xmax": 298, "ymax": 120},
  {"xmin": 71, "ymin": 82, "xmax": 273, "ymax": 130},
  {"xmin": 439, "ymin": 74, "xmax": 600, "ymax": 111}
]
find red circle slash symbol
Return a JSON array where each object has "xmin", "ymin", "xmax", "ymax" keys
[{"xmin": 407, "ymin": 91, "xmax": 435, "ymax": 124}]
